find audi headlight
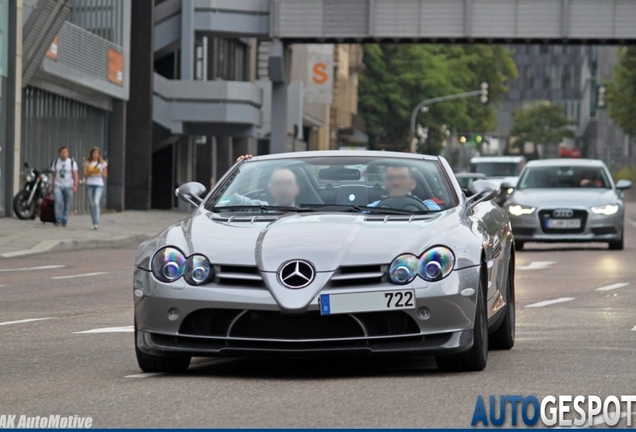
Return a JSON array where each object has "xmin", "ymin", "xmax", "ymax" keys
[
  {"xmin": 508, "ymin": 204, "xmax": 536, "ymax": 216},
  {"xmin": 389, "ymin": 254, "xmax": 419, "ymax": 285},
  {"xmin": 418, "ymin": 246, "xmax": 455, "ymax": 282},
  {"xmin": 184, "ymin": 254, "xmax": 213, "ymax": 286},
  {"xmin": 151, "ymin": 247, "xmax": 186, "ymax": 282},
  {"xmin": 591, "ymin": 204, "xmax": 619, "ymax": 215}
]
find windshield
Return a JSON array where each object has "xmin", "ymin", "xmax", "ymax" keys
[
  {"xmin": 517, "ymin": 166, "xmax": 611, "ymax": 190},
  {"xmin": 205, "ymin": 155, "xmax": 457, "ymax": 214},
  {"xmin": 471, "ymin": 162, "xmax": 521, "ymax": 177}
]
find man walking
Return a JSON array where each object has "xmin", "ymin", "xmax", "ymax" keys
[{"xmin": 50, "ymin": 146, "xmax": 79, "ymax": 226}]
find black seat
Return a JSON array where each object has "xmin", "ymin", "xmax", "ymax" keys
[
  {"xmin": 335, "ymin": 185, "xmax": 369, "ymax": 206},
  {"xmin": 289, "ymin": 167, "xmax": 324, "ymax": 205}
]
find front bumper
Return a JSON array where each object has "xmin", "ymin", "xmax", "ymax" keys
[
  {"xmin": 509, "ymin": 207, "xmax": 623, "ymax": 243},
  {"xmin": 133, "ymin": 265, "xmax": 481, "ymax": 357}
]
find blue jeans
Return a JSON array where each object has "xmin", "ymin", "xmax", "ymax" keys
[
  {"xmin": 86, "ymin": 185, "xmax": 103, "ymax": 225},
  {"xmin": 54, "ymin": 186, "xmax": 73, "ymax": 224}
]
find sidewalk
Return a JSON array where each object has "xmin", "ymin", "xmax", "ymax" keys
[{"xmin": 0, "ymin": 210, "xmax": 188, "ymax": 258}]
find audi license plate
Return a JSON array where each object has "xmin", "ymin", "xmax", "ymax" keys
[
  {"xmin": 546, "ymin": 219, "xmax": 581, "ymax": 229},
  {"xmin": 319, "ymin": 290, "xmax": 415, "ymax": 315}
]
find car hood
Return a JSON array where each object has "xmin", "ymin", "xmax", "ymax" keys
[{"xmin": 510, "ymin": 189, "xmax": 617, "ymax": 208}]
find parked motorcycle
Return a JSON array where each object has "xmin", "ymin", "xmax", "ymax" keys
[{"xmin": 13, "ymin": 162, "xmax": 52, "ymax": 220}]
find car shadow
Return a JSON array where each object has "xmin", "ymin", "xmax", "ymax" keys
[{"xmin": 184, "ymin": 356, "xmax": 439, "ymax": 379}]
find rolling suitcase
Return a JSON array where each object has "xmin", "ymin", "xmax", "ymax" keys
[{"xmin": 39, "ymin": 196, "xmax": 56, "ymax": 224}]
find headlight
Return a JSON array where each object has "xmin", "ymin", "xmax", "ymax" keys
[
  {"xmin": 389, "ymin": 254, "xmax": 419, "ymax": 285},
  {"xmin": 418, "ymin": 246, "xmax": 455, "ymax": 282},
  {"xmin": 508, "ymin": 204, "xmax": 536, "ymax": 216},
  {"xmin": 151, "ymin": 247, "xmax": 186, "ymax": 282},
  {"xmin": 184, "ymin": 254, "xmax": 213, "ymax": 285},
  {"xmin": 591, "ymin": 204, "xmax": 619, "ymax": 215},
  {"xmin": 26, "ymin": 174, "xmax": 35, "ymax": 182}
]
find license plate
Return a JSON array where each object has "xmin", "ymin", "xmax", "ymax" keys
[
  {"xmin": 546, "ymin": 219, "xmax": 581, "ymax": 229},
  {"xmin": 320, "ymin": 290, "xmax": 415, "ymax": 315}
]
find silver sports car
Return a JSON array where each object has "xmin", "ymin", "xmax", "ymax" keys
[
  {"xmin": 503, "ymin": 159, "xmax": 632, "ymax": 250},
  {"xmin": 133, "ymin": 151, "xmax": 515, "ymax": 373}
]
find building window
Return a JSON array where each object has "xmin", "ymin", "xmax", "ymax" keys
[
  {"xmin": 540, "ymin": 45, "xmax": 549, "ymax": 54},
  {"xmin": 525, "ymin": 65, "xmax": 534, "ymax": 89},
  {"xmin": 68, "ymin": 0, "xmax": 125, "ymax": 46},
  {"xmin": 562, "ymin": 65, "xmax": 572, "ymax": 89},
  {"xmin": 212, "ymin": 38, "xmax": 248, "ymax": 82}
]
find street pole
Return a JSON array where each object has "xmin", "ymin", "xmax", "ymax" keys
[{"xmin": 409, "ymin": 89, "xmax": 484, "ymax": 153}]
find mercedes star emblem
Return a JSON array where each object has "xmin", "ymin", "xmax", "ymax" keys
[{"xmin": 278, "ymin": 260, "xmax": 315, "ymax": 289}]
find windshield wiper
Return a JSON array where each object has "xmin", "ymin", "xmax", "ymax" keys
[
  {"xmin": 302, "ymin": 204, "xmax": 430, "ymax": 215},
  {"xmin": 210, "ymin": 205, "xmax": 315, "ymax": 213}
]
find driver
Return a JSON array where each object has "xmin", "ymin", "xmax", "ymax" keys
[
  {"xmin": 368, "ymin": 166, "xmax": 441, "ymax": 211},
  {"xmin": 221, "ymin": 167, "xmax": 301, "ymax": 207}
]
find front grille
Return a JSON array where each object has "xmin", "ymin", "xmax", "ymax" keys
[
  {"xmin": 513, "ymin": 227, "xmax": 535, "ymax": 236},
  {"xmin": 539, "ymin": 209, "xmax": 587, "ymax": 234},
  {"xmin": 216, "ymin": 265, "xmax": 265, "ymax": 288},
  {"xmin": 178, "ymin": 308, "xmax": 421, "ymax": 341},
  {"xmin": 330, "ymin": 264, "xmax": 385, "ymax": 287},
  {"xmin": 591, "ymin": 227, "xmax": 617, "ymax": 235}
]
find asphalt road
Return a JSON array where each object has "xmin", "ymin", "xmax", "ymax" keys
[{"xmin": 1, "ymin": 218, "xmax": 636, "ymax": 428}]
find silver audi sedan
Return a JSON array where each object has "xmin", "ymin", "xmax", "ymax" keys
[
  {"xmin": 133, "ymin": 151, "xmax": 516, "ymax": 373},
  {"xmin": 503, "ymin": 159, "xmax": 632, "ymax": 250}
]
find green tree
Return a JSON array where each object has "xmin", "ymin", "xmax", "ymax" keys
[
  {"xmin": 358, "ymin": 44, "xmax": 517, "ymax": 154},
  {"xmin": 509, "ymin": 103, "xmax": 574, "ymax": 157},
  {"xmin": 607, "ymin": 46, "xmax": 636, "ymax": 137}
]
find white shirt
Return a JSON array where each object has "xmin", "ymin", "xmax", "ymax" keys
[
  {"xmin": 84, "ymin": 161, "xmax": 108, "ymax": 186},
  {"xmin": 51, "ymin": 158, "xmax": 78, "ymax": 188}
]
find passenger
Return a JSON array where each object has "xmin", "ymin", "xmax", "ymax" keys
[
  {"xmin": 368, "ymin": 166, "xmax": 441, "ymax": 211},
  {"xmin": 219, "ymin": 156, "xmax": 300, "ymax": 207}
]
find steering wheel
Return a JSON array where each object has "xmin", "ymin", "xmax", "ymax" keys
[{"xmin": 376, "ymin": 196, "xmax": 430, "ymax": 212}]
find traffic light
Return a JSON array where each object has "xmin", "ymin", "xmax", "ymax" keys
[
  {"xmin": 479, "ymin": 81, "xmax": 489, "ymax": 105},
  {"xmin": 472, "ymin": 134, "xmax": 483, "ymax": 146},
  {"xmin": 596, "ymin": 84, "xmax": 607, "ymax": 109}
]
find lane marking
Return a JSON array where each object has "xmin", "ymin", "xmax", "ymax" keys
[
  {"xmin": 125, "ymin": 359, "xmax": 237, "ymax": 378},
  {"xmin": 0, "ymin": 285, "xmax": 5, "ymax": 288},
  {"xmin": 595, "ymin": 282, "xmax": 629, "ymax": 291},
  {"xmin": 0, "ymin": 265, "xmax": 66, "ymax": 272},
  {"xmin": 52, "ymin": 272, "xmax": 108, "ymax": 280},
  {"xmin": 0, "ymin": 317, "xmax": 53, "ymax": 326},
  {"xmin": 517, "ymin": 261, "xmax": 556, "ymax": 271},
  {"xmin": 632, "ymin": 325, "xmax": 636, "ymax": 331},
  {"xmin": 627, "ymin": 218, "xmax": 636, "ymax": 229},
  {"xmin": 525, "ymin": 297, "xmax": 575, "ymax": 308},
  {"xmin": 74, "ymin": 325, "xmax": 134, "ymax": 334}
]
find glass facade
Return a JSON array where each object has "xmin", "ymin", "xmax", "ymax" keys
[{"xmin": 0, "ymin": 0, "xmax": 10, "ymax": 215}]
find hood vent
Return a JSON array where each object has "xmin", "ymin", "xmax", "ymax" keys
[
  {"xmin": 212, "ymin": 215, "xmax": 280, "ymax": 223},
  {"xmin": 364, "ymin": 214, "xmax": 433, "ymax": 223}
]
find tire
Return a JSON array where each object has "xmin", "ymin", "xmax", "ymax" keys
[
  {"xmin": 436, "ymin": 268, "xmax": 488, "ymax": 372},
  {"xmin": 514, "ymin": 241, "xmax": 524, "ymax": 251},
  {"xmin": 134, "ymin": 325, "xmax": 191, "ymax": 373},
  {"xmin": 12, "ymin": 191, "xmax": 36, "ymax": 220},
  {"xmin": 608, "ymin": 231, "xmax": 624, "ymax": 251},
  {"xmin": 489, "ymin": 258, "xmax": 515, "ymax": 350}
]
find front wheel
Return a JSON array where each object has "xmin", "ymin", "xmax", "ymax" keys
[
  {"xmin": 13, "ymin": 191, "xmax": 36, "ymax": 220},
  {"xmin": 436, "ymin": 269, "xmax": 488, "ymax": 372},
  {"xmin": 489, "ymin": 258, "xmax": 515, "ymax": 350},
  {"xmin": 608, "ymin": 230, "xmax": 624, "ymax": 251},
  {"xmin": 134, "ymin": 325, "xmax": 191, "ymax": 373}
]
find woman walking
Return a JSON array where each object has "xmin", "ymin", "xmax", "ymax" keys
[{"xmin": 83, "ymin": 147, "xmax": 108, "ymax": 230}]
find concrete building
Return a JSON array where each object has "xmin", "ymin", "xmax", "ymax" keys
[
  {"xmin": 496, "ymin": 44, "xmax": 635, "ymax": 168},
  {"xmin": 2, "ymin": 0, "xmax": 130, "ymax": 217}
]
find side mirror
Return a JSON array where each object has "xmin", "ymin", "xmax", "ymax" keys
[
  {"xmin": 175, "ymin": 182, "xmax": 207, "ymax": 206},
  {"xmin": 615, "ymin": 179, "xmax": 632, "ymax": 190},
  {"xmin": 467, "ymin": 180, "xmax": 499, "ymax": 207}
]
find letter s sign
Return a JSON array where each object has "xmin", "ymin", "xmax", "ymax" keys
[{"xmin": 312, "ymin": 63, "xmax": 329, "ymax": 84}]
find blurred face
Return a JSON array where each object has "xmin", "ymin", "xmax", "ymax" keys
[
  {"xmin": 59, "ymin": 148, "xmax": 69, "ymax": 160},
  {"xmin": 384, "ymin": 166, "xmax": 416, "ymax": 197},
  {"xmin": 91, "ymin": 149, "xmax": 100, "ymax": 160},
  {"xmin": 269, "ymin": 169, "xmax": 300, "ymax": 206}
]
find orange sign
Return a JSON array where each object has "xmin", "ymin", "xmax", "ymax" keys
[
  {"xmin": 312, "ymin": 62, "xmax": 329, "ymax": 84},
  {"xmin": 46, "ymin": 36, "xmax": 59, "ymax": 60},
  {"xmin": 108, "ymin": 48, "xmax": 123, "ymax": 85}
]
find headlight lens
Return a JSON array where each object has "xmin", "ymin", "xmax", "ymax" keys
[
  {"xmin": 389, "ymin": 254, "xmax": 419, "ymax": 285},
  {"xmin": 418, "ymin": 246, "xmax": 455, "ymax": 281},
  {"xmin": 591, "ymin": 204, "xmax": 619, "ymax": 215},
  {"xmin": 184, "ymin": 254, "xmax": 213, "ymax": 285},
  {"xmin": 151, "ymin": 247, "xmax": 186, "ymax": 282},
  {"xmin": 508, "ymin": 204, "xmax": 536, "ymax": 216}
]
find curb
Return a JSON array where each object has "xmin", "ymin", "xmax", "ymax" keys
[{"xmin": 0, "ymin": 234, "xmax": 150, "ymax": 259}]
